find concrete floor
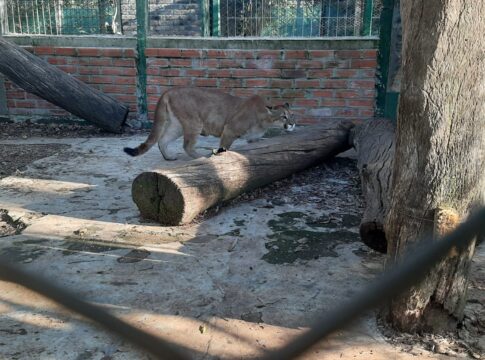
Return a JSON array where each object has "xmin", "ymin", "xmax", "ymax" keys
[{"xmin": 0, "ymin": 134, "xmax": 461, "ymax": 359}]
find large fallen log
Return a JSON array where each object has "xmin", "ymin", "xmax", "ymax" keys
[
  {"xmin": 350, "ymin": 118, "xmax": 395, "ymax": 253},
  {"xmin": 0, "ymin": 38, "xmax": 128, "ymax": 133},
  {"xmin": 132, "ymin": 120, "xmax": 354, "ymax": 225}
]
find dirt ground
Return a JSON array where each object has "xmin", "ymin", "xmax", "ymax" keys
[{"xmin": 0, "ymin": 121, "xmax": 483, "ymax": 359}]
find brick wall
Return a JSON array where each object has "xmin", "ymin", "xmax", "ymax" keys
[
  {"xmin": 4, "ymin": 45, "xmax": 137, "ymax": 120},
  {"xmin": 145, "ymin": 48, "xmax": 377, "ymax": 123},
  {"xmin": 2, "ymin": 37, "xmax": 378, "ymax": 125}
]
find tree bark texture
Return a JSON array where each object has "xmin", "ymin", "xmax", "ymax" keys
[
  {"xmin": 384, "ymin": 0, "xmax": 485, "ymax": 332},
  {"xmin": 132, "ymin": 120, "xmax": 354, "ymax": 226},
  {"xmin": 351, "ymin": 118, "xmax": 395, "ymax": 253},
  {"xmin": 0, "ymin": 38, "xmax": 128, "ymax": 133}
]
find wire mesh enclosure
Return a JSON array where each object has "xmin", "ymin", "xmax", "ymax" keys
[
  {"xmin": 3, "ymin": 0, "xmax": 120, "ymax": 34},
  {"xmin": 216, "ymin": 0, "xmax": 382, "ymax": 37}
]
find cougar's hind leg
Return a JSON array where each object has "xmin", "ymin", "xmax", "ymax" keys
[
  {"xmin": 183, "ymin": 130, "xmax": 204, "ymax": 159},
  {"xmin": 158, "ymin": 118, "xmax": 183, "ymax": 161}
]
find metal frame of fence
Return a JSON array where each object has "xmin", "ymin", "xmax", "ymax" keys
[{"xmin": 1, "ymin": 208, "xmax": 483, "ymax": 359}]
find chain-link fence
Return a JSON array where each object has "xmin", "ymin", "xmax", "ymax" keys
[
  {"xmin": 217, "ymin": 0, "xmax": 382, "ymax": 37},
  {"xmin": 2, "ymin": 0, "xmax": 382, "ymax": 36},
  {"xmin": 3, "ymin": 0, "xmax": 120, "ymax": 34}
]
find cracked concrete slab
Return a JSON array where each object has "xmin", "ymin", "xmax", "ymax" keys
[{"xmin": 0, "ymin": 134, "xmax": 469, "ymax": 359}]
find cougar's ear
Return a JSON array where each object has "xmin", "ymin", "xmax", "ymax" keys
[
  {"xmin": 266, "ymin": 106, "xmax": 273, "ymax": 114},
  {"xmin": 284, "ymin": 102, "xmax": 290, "ymax": 109}
]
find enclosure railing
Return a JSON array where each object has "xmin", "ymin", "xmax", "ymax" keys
[
  {"xmin": 1, "ymin": 0, "xmax": 382, "ymax": 37},
  {"xmin": 0, "ymin": 207, "xmax": 483, "ymax": 359}
]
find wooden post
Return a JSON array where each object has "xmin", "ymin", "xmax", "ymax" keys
[
  {"xmin": 135, "ymin": 0, "xmax": 148, "ymax": 121},
  {"xmin": 0, "ymin": 37, "xmax": 128, "ymax": 133},
  {"xmin": 131, "ymin": 121, "xmax": 354, "ymax": 225}
]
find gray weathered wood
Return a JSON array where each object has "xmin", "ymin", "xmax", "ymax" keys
[
  {"xmin": 132, "ymin": 120, "xmax": 354, "ymax": 225},
  {"xmin": 350, "ymin": 118, "xmax": 395, "ymax": 253},
  {"xmin": 384, "ymin": 0, "xmax": 484, "ymax": 333},
  {"xmin": 0, "ymin": 38, "xmax": 128, "ymax": 133}
]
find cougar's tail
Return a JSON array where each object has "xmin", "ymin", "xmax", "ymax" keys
[{"xmin": 123, "ymin": 97, "xmax": 168, "ymax": 157}]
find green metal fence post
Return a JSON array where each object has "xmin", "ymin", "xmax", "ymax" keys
[
  {"xmin": 136, "ymin": 0, "xmax": 148, "ymax": 121},
  {"xmin": 211, "ymin": 0, "xmax": 220, "ymax": 36},
  {"xmin": 361, "ymin": 0, "xmax": 373, "ymax": 36},
  {"xmin": 200, "ymin": 0, "xmax": 210, "ymax": 36},
  {"xmin": 375, "ymin": 0, "xmax": 395, "ymax": 118}
]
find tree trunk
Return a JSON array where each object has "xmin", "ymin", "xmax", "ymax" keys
[
  {"xmin": 132, "ymin": 120, "xmax": 354, "ymax": 225},
  {"xmin": 0, "ymin": 38, "xmax": 128, "ymax": 133},
  {"xmin": 384, "ymin": 0, "xmax": 485, "ymax": 332},
  {"xmin": 351, "ymin": 118, "xmax": 395, "ymax": 253}
]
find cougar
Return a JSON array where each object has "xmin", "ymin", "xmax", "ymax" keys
[{"xmin": 123, "ymin": 88, "xmax": 295, "ymax": 160}]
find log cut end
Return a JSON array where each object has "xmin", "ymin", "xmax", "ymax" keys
[{"xmin": 132, "ymin": 172, "xmax": 186, "ymax": 225}]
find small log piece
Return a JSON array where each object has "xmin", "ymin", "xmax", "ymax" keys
[
  {"xmin": 0, "ymin": 38, "xmax": 128, "ymax": 133},
  {"xmin": 350, "ymin": 118, "xmax": 395, "ymax": 253},
  {"xmin": 132, "ymin": 120, "xmax": 354, "ymax": 225}
]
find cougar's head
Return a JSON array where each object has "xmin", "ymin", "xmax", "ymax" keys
[{"xmin": 266, "ymin": 103, "xmax": 296, "ymax": 132}]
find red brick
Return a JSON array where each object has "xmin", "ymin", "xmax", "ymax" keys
[
  {"xmin": 256, "ymin": 50, "xmax": 281, "ymax": 59},
  {"xmin": 295, "ymin": 79, "xmax": 320, "ymax": 88},
  {"xmin": 171, "ymin": 77, "xmax": 193, "ymax": 86},
  {"xmin": 90, "ymin": 76, "xmax": 113, "ymax": 84},
  {"xmin": 206, "ymin": 49, "xmax": 227, "ymax": 58},
  {"xmin": 233, "ymin": 51, "xmax": 254, "ymax": 59},
  {"xmin": 159, "ymin": 69, "xmax": 181, "ymax": 77},
  {"xmin": 281, "ymin": 70, "xmax": 306, "ymax": 79},
  {"xmin": 233, "ymin": 89, "xmax": 257, "ymax": 97},
  {"xmin": 103, "ymin": 85, "xmax": 130, "ymax": 93},
  {"xmin": 147, "ymin": 85, "xmax": 161, "ymax": 94},
  {"xmin": 147, "ymin": 59, "xmax": 169, "ymax": 67},
  {"xmin": 245, "ymin": 79, "xmax": 270, "ymax": 87},
  {"xmin": 272, "ymin": 60, "xmax": 297, "ymax": 69},
  {"xmin": 219, "ymin": 79, "xmax": 243, "ymax": 88},
  {"xmin": 193, "ymin": 59, "xmax": 219, "ymax": 68},
  {"xmin": 362, "ymin": 50, "xmax": 377, "ymax": 58},
  {"xmin": 348, "ymin": 99, "xmax": 375, "ymax": 107},
  {"xmin": 88, "ymin": 58, "xmax": 112, "ymax": 66},
  {"xmin": 101, "ymin": 48, "xmax": 123, "ymax": 57},
  {"xmin": 293, "ymin": 99, "xmax": 319, "ymax": 107},
  {"xmin": 310, "ymin": 50, "xmax": 334, "ymax": 59},
  {"xmin": 47, "ymin": 57, "xmax": 68, "ymax": 65},
  {"xmin": 359, "ymin": 109, "xmax": 375, "ymax": 117},
  {"xmin": 186, "ymin": 69, "xmax": 207, "ymax": 77},
  {"xmin": 145, "ymin": 48, "xmax": 159, "ymax": 57},
  {"xmin": 6, "ymin": 91, "xmax": 25, "ymax": 99},
  {"xmin": 297, "ymin": 60, "xmax": 324, "ymax": 69},
  {"xmin": 122, "ymin": 68, "xmax": 136, "ymax": 76},
  {"xmin": 15, "ymin": 99, "xmax": 37, "ymax": 108},
  {"xmin": 123, "ymin": 49, "xmax": 136, "ymax": 58},
  {"xmin": 320, "ymin": 99, "xmax": 346, "ymax": 106},
  {"xmin": 334, "ymin": 69, "xmax": 359, "ymax": 78},
  {"xmin": 113, "ymin": 59, "xmax": 135, "ymax": 67},
  {"xmin": 78, "ymin": 48, "xmax": 100, "ymax": 57},
  {"xmin": 55, "ymin": 48, "xmax": 76, "ymax": 56},
  {"xmin": 360, "ymin": 69, "xmax": 376, "ymax": 77},
  {"xmin": 311, "ymin": 89, "xmax": 334, "ymax": 98},
  {"xmin": 34, "ymin": 46, "xmax": 55, "ymax": 55},
  {"xmin": 362, "ymin": 89, "xmax": 377, "ymax": 97},
  {"xmin": 324, "ymin": 59, "xmax": 351, "ymax": 69},
  {"xmin": 307, "ymin": 70, "xmax": 333, "ymax": 79},
  {"xmin": 350, "ymin": 80, "xmax": 376, "ymax": 89},
  {"xmin": 281, "ymin": 89, "xmax": 306, "ymax": 98},
  {"xmin": 335, "ymin": 90, "xmax": 360, "ymax": 98},
  {"xmin": 271, "ymin": 79, "xmax": 294, "ymax": 88},
  {"xmin": 285, "ymin": 50, "xmax": 308, "ymax": 59},
  {"xmin": 219, "ymin": 59, "xmax": 244, "ymax": 68},
  {"xmin": 207, "ymin": 69, "xmax": 232, "ymax": 78},
  {"xmin": 255, "ymin": 89, "xmax": 279, "ymax": 97},
  {"xmin": 181, "ymin": 49, "xmax": 202, "ymax": 58},
  {"xmin": 194, "ymin": 78, "xmax": 217, "ymax": 87},
  {"xmin": 245, "ymin": 59, "xmax": 276, "ymax": 69},
  {"xmin": 335, "ymin": 108, "xmax": 359, "ymax": 117},
  {"xmin": 322, "ymin": 80, "xmax": 348, "ymax": 89},
  {"xmin": 147, "ymin": 77, "xmax": 170, "ymax": 85},
  {"xmin": 335, "ymin": 50, "xmax": 362, "ymax": 59},
  {"xmin": 102, "ymin": 67, "xmax": 125, "ymax": 76},
  {"xmin": 233, "ymin": 69, "xmax": 280, "ymax": 78},
  {"xmin": 115, "ymin": 95, "xmax": 137, "ymax": 103},
  {"xmin": 157, "ymin": 48, "xmax": 182, "ymax": 57},
  {"xmin": 147, "ymin": 67, "xmax": 160, "ymax": 76},
  {"xmin": 171, "ymin": 59, "xmax": 192, "ymax": 67},
  {"xmin": 58, "ymin": 65, "xmax": 77, "ymax": 74},
  {"xmin": 352, "ymin": 59, "xmax": 378, "ymax": 68},
  {"xmin": 113, "ymin": 77, "xmax": 136, "ymax": 85}
]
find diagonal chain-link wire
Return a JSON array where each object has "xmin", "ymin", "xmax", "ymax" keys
[{"xmin": 0, "ymin": 207, "xmax": 483, "ymax": 359}]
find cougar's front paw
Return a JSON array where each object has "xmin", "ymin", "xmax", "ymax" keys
[{"xmin": 212, "ymin": 147, "xmax": 227, "ymax": 156}]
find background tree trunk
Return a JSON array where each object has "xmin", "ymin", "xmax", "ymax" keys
[{"xmin": 384, "ymin": 0, "xmax": 485, "ymax": 332}]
